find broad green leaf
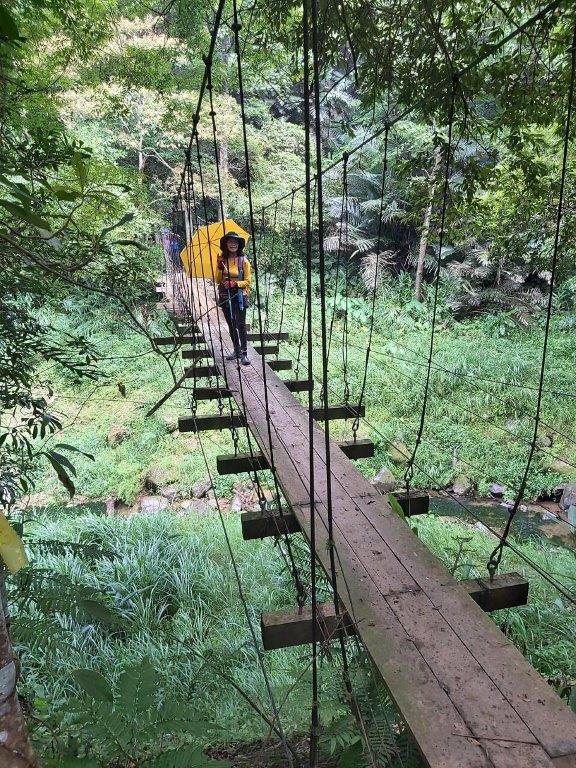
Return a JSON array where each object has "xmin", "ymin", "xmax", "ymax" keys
[
  {"xmin": 54, "ymin": 443, "xmax": 95, "ymax": 461},
  {"xmin": 144, "ymin": 746, "xmax": 232, "ymax": 768},
  {"xmin": 46, "ymin": 450, "xmax": 77, "ymax": 477},
  {"xmin": 387, "ymin": 492, "xmax": 406, "ymax": 521},
  {"xmin": 117, "ymin": 658, "xmax": 158, "ymax": 711},
  {"xmin": 113, "ymin": 239, "xmax": 146, "ymax": 250},
  {"xmin": 337, "ymin": 739, "xmax": 363, "ymax": 767},
  {"xmin": 72, "ymin": 153, "xmax": 88, "ymax": 190},
  {"xmin": 101, "ymin": 212, "xmax": 134, "ymax": 236},
  {"xmin": 43, "ymin": 452, "xmax": 75, "ymax": 497},
  {"xmin": 0, "ymin": 199, "xmax": 50, "ymax": 230},
  {"xmin": 72, "ymin": 669, "xmax": 113, "ymax": 703},
  {"xmin": 0, "ymin": 5, "xmax": 19, "ymax": 40},
  {"xmin": 79, "ymin": 598, "xmax": 123, "ymax": 627}
]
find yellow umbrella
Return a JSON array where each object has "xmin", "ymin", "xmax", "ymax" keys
[{"xmin": 180, "ymin": 219, "xmax": 250, "ymax": 279}]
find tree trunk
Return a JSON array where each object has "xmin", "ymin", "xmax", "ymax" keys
[
  {"xmin": 415, "ymin": 145, "xmax": 443, "ymax": 302},
  {"xmin": 138, "ymin": 130, "xmax": 145, "ymax": 174},
  {"xmin": 0, "ymin": 576, "xmax": 37, "ymax": 767}
]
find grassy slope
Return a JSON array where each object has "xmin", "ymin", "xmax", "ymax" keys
[{"xmin": 37, "ymin": 284, "xmax": 576, "ymax": 505}]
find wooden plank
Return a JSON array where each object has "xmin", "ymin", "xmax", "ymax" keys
[
  {"xmin": 178, "ymin": 413, "xmax": 246, "ymax": 433},
  {"xmin": 268, "ymin": 359, "xmax": 292, "ymax": 371},
  {"xmin": 261, "ymin": 602, "xmax": 354, "ymax": 650},
  {"xmin": 254, "ymin": 344, "xmax": 279, "ymax": 355},
  {"xmin": 284, "ymin": 378, "xmax": 313, "ymax": 392},
  {"xmin": 241, "ymin": 490, "xmax": 431, "ymax": 540},
  {"xmin": 182, "ymin": 348, "xmax": 211, "ymax": 360},
  {"xmin": 458, "ymin": 572, "xmax": 529, "ymax": 613},
  {"xmin": 184, "ymin": 365, "xmax": 219, "ymax": 378},
  {"xmin": 338, "ymin": 439, "xmax": 374, "ymax": 459},
  {"xmin": 393, "ymin": 490, "xmax": 430, "ymax": 517},
  {"xmin": 241, "ymin": 509, "xmax": 301, "ymax": 540},
  {"xmin": 311, "ymin": 403, "xmax": 365, "ymax": 420},
  {"xmin": 247, "ymin": 331, "xmax": 289, "ymax": 341},
  {"xmin": 218, "ymin": 439, "xmax": 374, "ymax": 475},
  {"xmin": 191, "ymin": 386, "xmax": 232, "ymax": 401},
  {"xmin": 217, "ymin": 452, "xmax": 269, "ymax": 474},
  {"xmin": 261, "ymin": 574, "xmax": 530, "ymax": 649},
  {"xmin": 154, "ymin": 336, "xmax": 199, "ymax": 345}
]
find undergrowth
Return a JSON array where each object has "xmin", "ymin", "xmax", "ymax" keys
[{"xmin": 11, "ymin": 505, "xmax": 576, "ymax": 766}]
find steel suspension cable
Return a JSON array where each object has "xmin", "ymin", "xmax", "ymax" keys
[{"xmin": 403, "ymin": 79, "xmax": 457, "ymax": 497}]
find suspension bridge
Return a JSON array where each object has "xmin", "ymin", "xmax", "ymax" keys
[{"xmin": 149, "ymin": 0, "xmax": 576, "ymax": 765}]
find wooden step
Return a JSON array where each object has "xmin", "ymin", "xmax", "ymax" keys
[
  {"xmin": 393, "ymin": 490, "xmax": 430, "ymax": 517},
  {"xmin": 240, "ymin": 489, "xmax": 427, "ymax": 540},
  {"xmin": 247, "ymin": 331, "xmax": 289, "ymax": 342},
  {"xmin": 254, "ymin": 344, "xmax": 279, "ymax": 355},
  {"xmin": 178, "ymin": 413, "xmax": 246, "ymax": 433},
  {"xmin": 284, "ymin": 379, "xmax": 313, "ymax": 393},
  {"xmin": 182, "ymin": 348, "xmax": 211, "ymax": 360},
  {"xmin": 338, "ymin": 439, "xmax": 374, "ymax": 460},
  {"xmin": 184, "ymin": 365, "xmax": 219, "ymax": 378},
  {"xmin": 191, "ymin": 386, "xmax": 232, "ymax": 401},
  {"xmin": 155, "ymin": 336, "xmax": 199, "ymax": 346},
  {"xmin": 310, "ymin": 403, "xmax": 365, "ymax": 421},
  {"xmin": 240, "ymin": 509, "xmax": 301, "ymax": 539},
  {"xmin": 268, "ymin": 359, "xmax": 292, "ymax": 371},
  {"xmin": 220, "ymin": 440, "xmax": 374, "ymax": 478},
  {"xmin": 260, "ymin": 575, "xmax": 530, "ymax": 650},
  {"xmin": 217, "ymin": 452, "xmax": 269, "ymax": 474}
]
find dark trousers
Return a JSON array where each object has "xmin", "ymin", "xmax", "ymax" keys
[{"xmin": 221, "ymin": 289, "xmax": 248, "ymax": 353}]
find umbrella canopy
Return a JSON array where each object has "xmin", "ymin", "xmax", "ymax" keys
[{"xmin": 180, "ymin": 219, "xmax": 250, "ymax": 279}]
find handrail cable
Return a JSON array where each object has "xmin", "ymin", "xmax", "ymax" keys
[{"xmin": 487, "ymin": 19, "xmax": 576, "ymax": 580}]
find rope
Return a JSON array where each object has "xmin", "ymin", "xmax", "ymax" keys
[
  {"xmin": 352, "ymin": 125, "xmax": 390, "ymax": 442},
  {"xmin": 301, "ymin": 1, "xmax": 320, "ymax": 761},
  {"xmin": 403, "ymin": 78, "xmax": 457, "ymax": 496},
  {"xmin": 487, "ymin": 20, "xmax": 576, "ymax": 581}
]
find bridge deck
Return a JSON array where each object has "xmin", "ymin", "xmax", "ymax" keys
[{"xmin": 182, "ymin": 277, "xmax": 576, "ymax": 768}]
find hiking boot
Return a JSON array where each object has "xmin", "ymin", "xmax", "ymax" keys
[
  {"xmin": 240, "ymin": 352, "xmax": 250, "ymax": 366},
  {"xmin": 226, "ymin": 351, "xmax": 240, "ymax": 361}
]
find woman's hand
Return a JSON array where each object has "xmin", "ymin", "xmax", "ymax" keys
[{"xmin": 223, "ymin": 279, "xmax": 238, "ymax": 289}]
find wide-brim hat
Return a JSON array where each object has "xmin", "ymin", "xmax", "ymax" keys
[{"xmin": 220, "ymin": 231, "xmax": 246, "ymax": 252}]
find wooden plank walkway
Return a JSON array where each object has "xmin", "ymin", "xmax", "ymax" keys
[{"xmin": 178, "ymin": 277, "xmax": 576, "ymax": 768}]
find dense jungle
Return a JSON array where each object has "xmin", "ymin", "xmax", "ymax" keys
[{"xmin": 1, "ymin": 0, "xmax": 576, "ymax": 766}]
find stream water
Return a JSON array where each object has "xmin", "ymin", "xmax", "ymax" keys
[{"xmin": 430, "ymin": 495, "xmax": 576, "ymax": 550}]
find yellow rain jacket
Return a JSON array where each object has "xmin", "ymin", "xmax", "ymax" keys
[{"xmin": 216, "ymin": 255, "xmax": 252, "ymax": 299}]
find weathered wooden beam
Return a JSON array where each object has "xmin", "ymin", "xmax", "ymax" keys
[
  {"xmin": 261, "ymin": 575, "xmax": 530, "ymax": 650},
  {"xmin": 184, "ymin": 365, "xmax": 219, "ymax": 378},
  {"xmin": 240, "ymin": 509, "xmax": 301, "ymax": 540},
  {"xmin": 268, "ymin": 359, "xmax": 292, "ymax": 371},
  {"xmin": 155, "ymin": 301, "xmax": 167, "ymax": 310},
  {"xmin": 338, "ymin": 439, "xmax": 374, "ymax": 460},
  {"xmin": 393, "ymin": 491, "xmax": 430, "ymax": 517},
  {"xmin": 261, "ymin": 602, "xmax": 354, "ymax": 650},
  {"xmin": 254, "ymin": 344, "xmax": 279, "ymax": 355},
  {"xmin": 460, "ymin": 572, "xmax": 529, "ymax": 612},
  {"xmin": 182, "ymin": 348, "xmax": 212, "ymax": 360},
  {"xmin": 219, "ymin": 439, "xmax": 373, "ymax": 477},
  {"xmin": 311, "ymin": 403, "xmax": 365, "ymax": 421},
  {"xmin": 191, "ymin": 386, "xmax": 232, "ymax": 401},
  {"xmin": 178, "ymin": 413, "xmax": 246, "ymax": 432},
  {"xmin": 240, "ymin": 490, "xmax": 429, "ymax": 540},
  {"xmin": 154, "ymin": 335, "xmax": 200, "ymax": 346},
  {"xmin": 284, "ymin": 379, "xmax": 313, "ymax": 393},
  {"xmin": 217, "ymin": 452, "xmax": 269, "ymax": 474},
  {"xmin": 247, "ymin": 331, "xmax": 289, "ymax": 342}
]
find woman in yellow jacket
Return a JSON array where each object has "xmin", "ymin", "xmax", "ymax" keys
[{"xmin": 216, "ymin": 232, "xmax": 252, "ymax": 365}]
